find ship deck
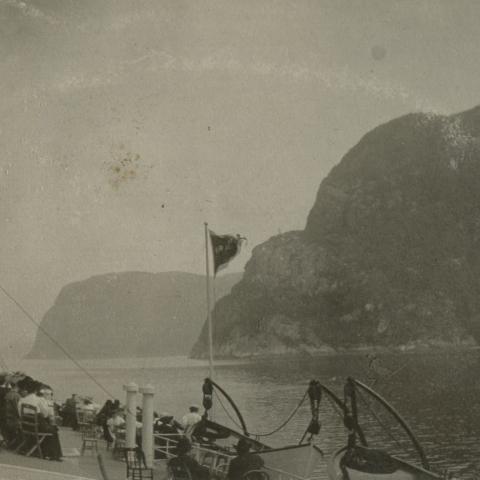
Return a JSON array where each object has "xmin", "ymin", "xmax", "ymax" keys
[{"xmin": 0, "ymin": 427, "xmax": 167, "ymax": 480}]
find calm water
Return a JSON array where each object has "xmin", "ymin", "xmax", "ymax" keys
[{"xmin": 15, "ymin": 351, "xmax": 480, "ymax": 479}]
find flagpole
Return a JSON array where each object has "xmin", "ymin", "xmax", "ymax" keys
[{"xmin": 204, "ymin": 222, "xmax": 214, "ymax": 379}]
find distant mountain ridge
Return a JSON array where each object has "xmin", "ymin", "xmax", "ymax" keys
[
  {"xmin": 27, "ymin": 271, "xmax": 242, "ymax": 359},
  {"xmin": 192, "ymin": 106, "xmax": 480, "ymax": 357}
]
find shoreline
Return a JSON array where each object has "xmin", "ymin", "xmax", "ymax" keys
[
  {"xmin": 191, "ymin": 343, "xmax": 480, "ymax": 361},
  {"xmin": 22, "ymin": 343, "xmax": 480, "ymax": 364}
]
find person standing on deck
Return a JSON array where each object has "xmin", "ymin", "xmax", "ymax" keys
[
  {"xmin": 227, "ymin": 439, "xmax": 264, "ymax": 480},
  {"xmin": 63, "ymin": 394, "xmax": 79, "ymax": 430},
  {"xmin": 97, "ymin": 400, "xmax": 115, "ymax": 444},
  {"xmin": 181, "ymin": 405, "xmax": 202, "ymax": 440}
]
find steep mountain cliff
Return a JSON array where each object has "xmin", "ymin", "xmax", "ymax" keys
[
  {"xmin": 192, "ymin": 107, "xmax": 480, "ymax": 357},
  {"xmin": 27, "ymin": 271, "xmax": 241, "ymax": 359}
]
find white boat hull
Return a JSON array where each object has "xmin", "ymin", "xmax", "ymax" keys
[{"xmin": 259, "ymin": 443, "xmax": 324, "ymax": 480}]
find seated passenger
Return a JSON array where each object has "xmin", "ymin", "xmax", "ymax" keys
[
  {"xmin": 154, "ymin": 413, "xmax": 181, "ymax": 459},
  {"xmin": 168, "ymin": 437, "xmax": 209, "ymax": 480},
  {"xmin": 3, "ymin": 382, "xmax": 21, "ymax": 449},
  {"xmin": 106, "ymin": 409, "xmax": 125, "ymax": 442},
  {"xmin": 227, "ymin": 439, "xmax": 264, "ymax": 480},
  {"xmin": 155, "ymin": 413, "xmax": 181, "ymax": 435},
  {"xmin": 18, "ymin": 378, "xmax": 63, "ymax": 461},
  {"xmin": 0, "ymin": 374, "xmax": 8, "ymax": 441}
]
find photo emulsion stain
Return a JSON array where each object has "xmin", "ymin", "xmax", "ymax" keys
[{"xmin": 0, "ymin": 1, "xmax": 479, "ymax": 479}]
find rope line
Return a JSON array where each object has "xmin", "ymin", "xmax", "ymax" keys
[
  {"xmin": 251, "ymin": 389, "xmax": 308, "ymax": 437},
  {"xmin": 214, "ymin": 388, "xmax": 308, "ymax": 438},
  {"xmin": 213, "ymin": 390, "xmax": 245, "ymax": 431},
  {"xmin": 357, "ymin": 389, "xmax": 403, "ymax": 449},
  {"xmin": 0, "ymin": 283, "xmax": 116, "ymax": 400},
  {"xmin": 324, "ymin": 391, "xmax": 345, "ymax": 421}
]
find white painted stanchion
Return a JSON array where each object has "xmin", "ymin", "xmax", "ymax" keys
[
  {"xmin": 124, "ymin": 382, "xmax": 139, "ymax": 449},
  {"xmin": 140, "ymin": 384, "xmax": 155, "ymax": 468}
]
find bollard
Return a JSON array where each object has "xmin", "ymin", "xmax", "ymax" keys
[
  {"xmin": 123, "ymin": 382, "xmax": 139, "ymax": 449},
  {"xmin": 140, "ymin": 384, "xmax": 155, "ymax": 468}
]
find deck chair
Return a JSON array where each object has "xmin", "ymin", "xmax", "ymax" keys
[
  {"xmin": 112, "ymin": 427, "xmax": 126, "ymax": 458},
  {"xmin": 77, "ymin": 410, "xmax": 95, "ymax": 434},
  {"xmin": 124, "ymin": 446, "xmax": 154, "ymax": 480},
  {"xmin": 80, "ymin": 422, "xmax": 99, "ymax": 455},
  {"xmin": 17, "ymin": 404, "xmax": 53, "ymax": 458}
]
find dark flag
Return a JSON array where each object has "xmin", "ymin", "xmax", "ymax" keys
[{"xmin": 209, "ymin": 230, "xmax": 245, "ymax": 275}]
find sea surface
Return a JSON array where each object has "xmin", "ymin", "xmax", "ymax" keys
[{"xmin": 14, "ymin": 350, "xmax": 480, "ymax": 479}]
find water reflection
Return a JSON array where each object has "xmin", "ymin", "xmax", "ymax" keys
[{"xmin": 18, "ymin": 350, "xmax": 480, "ymax": 478}]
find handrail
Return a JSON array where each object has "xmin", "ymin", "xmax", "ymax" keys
[
  {"xmin": 349, "ymin": 377, "xmax": 430, "ymax": 470},
  {"xmin": 153, "ymin": 435, "xmax": 318, "ymax": 480},
  {"xmin": 153, "ymin": 434, "xmax": 235, "ymax": 478},
  {"xmin": 152, "ymin": 433, "xmax": 235, "ymax": 458}
]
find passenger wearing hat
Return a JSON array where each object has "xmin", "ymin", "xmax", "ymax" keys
[
  {"xmin": 154, "ymin": 413, "xmax": 182, "ymax": 459},
  {"xmin": 155, "ymin": 413, "xmax": 180, "ymax": 435},
  {"xmin": 17, "ymin": 379, "xmax": 63, "ymax": 460},
  {"xmin": 181, "ymin": 404, "xmax": 202, "ymax": 440},
  {"xmin": 227, "ymin": 438, "xmax": 264, "ymax": 480},
  {"xmin": 167, "ymin": 437, "xmax": 209, "ymax": 480}
]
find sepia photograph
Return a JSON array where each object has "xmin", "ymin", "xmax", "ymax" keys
[{"xmin": 0, "ymin": 1, "xmax": 478, "ymax": 479}]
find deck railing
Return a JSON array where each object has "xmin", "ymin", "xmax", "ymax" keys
[
  {"xmin": 153, "ymin": 433, "xmax": 235, "ymax": 478},
  {"xmin": 152, "ymin": 434, "xmax": 316, "ymax": 480}
]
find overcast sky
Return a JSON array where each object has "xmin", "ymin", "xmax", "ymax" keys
[{"xmin": 1, "ymin": 0, "xmax": 480, "ymax": 354}]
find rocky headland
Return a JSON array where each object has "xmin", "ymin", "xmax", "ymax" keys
[
  {"xmin": 27, "ymin": 271, "xmax": 241, "ymax": 359},
  {"xmin": 192, "ymin": 107, "xmax": 480, "ymax": 358}
]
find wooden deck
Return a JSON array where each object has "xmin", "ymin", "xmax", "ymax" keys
[{"xmin": 0, "ymin": 427, "xmax": 167, "ymax": 480}]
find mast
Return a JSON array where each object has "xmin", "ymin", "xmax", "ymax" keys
[{"xmin": 204, "ymin": 222, "xmax": 214, "ymax": 379}]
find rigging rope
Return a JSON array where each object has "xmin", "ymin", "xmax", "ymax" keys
[
  {"xmin": 249, "ymin": 389, "xmax": 308, "ymax": 437},
  {"xmin": 324, "ymin": 390, "xmax": 345, "ymax": 421},
  {"xmin": 214, "ymin": 388, "xmax": 308, "ymax": 438},
  {"xmin": 357, "ymin": 388, "xmax": 403, "ymax": 450},
  {"xmin": 213, "ymin": 390, "xmax": 244, "ymax": 430},
  {"xmin": 0, "ymin": 283, "xmax": 116, "ymax": 400}
]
